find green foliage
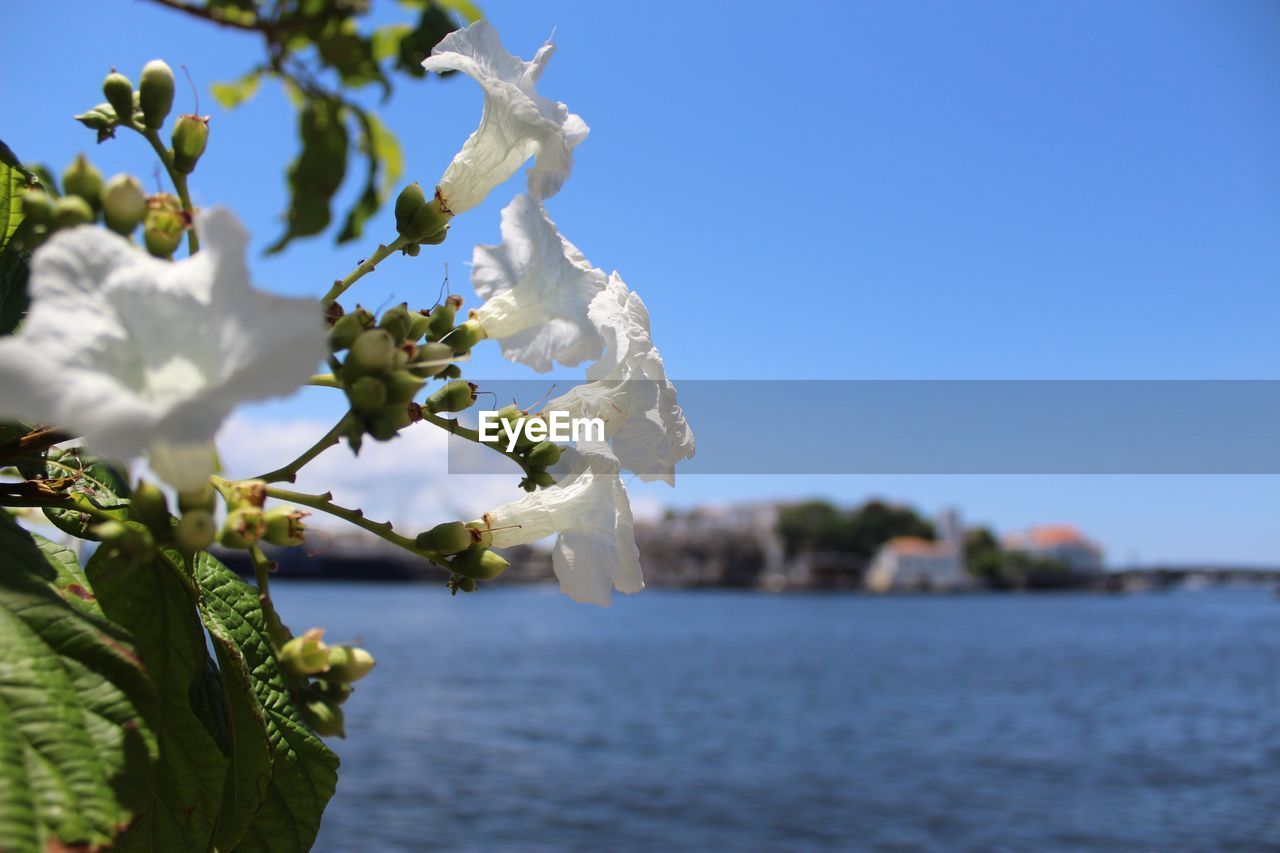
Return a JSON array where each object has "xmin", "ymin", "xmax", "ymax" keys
[
  {"xmin": 0, "ymin": 513, "xmax": 159, "ymax": 852},
  {"xmin": 267, "ymin": 95, "xmax": 349, "ymax": 253},
  {"xmin": 0, "ymin": 139, "xmax": 36, "ymax": 335},
  {"xmin": 776, "ymin": 499, "xmax": 935, "ymax": 559},
  {"xmin": 39, "ymin": 446, "xmax": 132, "ymax": 539}
]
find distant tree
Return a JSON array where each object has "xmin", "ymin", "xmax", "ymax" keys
[
  {"xmin": 776, "ymin": 499, "xmax": 934, "ymax": 560},
  {"xmin": 965, "ymin": 527, "xmax": 1003, "ymax": 584}
]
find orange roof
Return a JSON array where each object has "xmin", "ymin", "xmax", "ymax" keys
[
  {"xmin": 884, "ymin": 536, "xmax": 946, "ymax": 555},
  {"xmin": 1024, "ymin": 525, "xmax": 1090, "ymax": 547}
]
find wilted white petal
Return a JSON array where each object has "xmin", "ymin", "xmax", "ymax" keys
[
  {"xmin": 543, "ymin": 276, "xmax": 695, "ymax": 484},
  {"xmin": 0, "ymin": 209, "xmax": 328, "ymax": 488},
  {"xmin": 472, "ymin": 443, "xmax": 641, "ymax": 606},
  {"xmin": 423, "ymin": 20, "xmax": 589, "ymax": 214},
  {"xmin": 471, "ymin": 194, "xmax": 605, "ymax": 371}
]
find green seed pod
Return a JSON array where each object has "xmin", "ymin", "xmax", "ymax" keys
[
  {"xmin": 300, "ymin": 698, "xmax": 345, "ymax": 737},
  {"xmin": 526, "ymin": 441, "xmax": 562, "ymax": 469},
  {"xmin": 407, "ymin": 311, "xmax": 432, "ymax": 342},
  {"xmin": 102, "ymin": 71, "xmax": 135, "ymax": 125},
  {"xmin": 143, "ymin": 194, "xmax": 185, "ymax": 258},
  {"xmin": 348, "ymin": 328, "xmax": 396, "ymax": 374},
  {"xmin": 218, "ymin": 506, "xmax": 266, "ymax": 549},
  {"xmin": 448, "ymin": 547, "xmax": 510, "ymax": 581},
  {"xmin": 323, "ymin": 645, "xmax": 376, "ymax": 683},
  {"xmin": 174, "ymin": 509, "xmax": 217, "ymax": 551},
  {"xmin": 440, "ymin": 318, "xmax": 485, "ymax": 355},
  {"xmin": 171, "ymin": 115, "xmax": 209, "ymax": 174},
  {"xmin": 62, "ymin": 154, "xmax": 103, "ymax": 210},
  {"xmin": 442, "ymin": 364, "xmax": 462, "ymax": 379},
  {"xmin": 531, "ymin": 471, "xmax": 556, "ymax": 488},
  {"xmin": 465, "ymin": 520, "xmax": 494, "ymax": 549},
  {"xmin": 74, "ymin": 104, "xmax": 117, "ymax": 131},
  {"xmin": 139, "ymin": 59, "xmax": 175, "ymax": 129},
  {"xmin": 53, "ymin": 195, "xmax": 95, "ymax": 229},
  {"xmin": 383, "ymin": 370, "xmax": 425, "ymax": 406},
  {"xmin": 402, "ymin": 242, "xmax": 421, "ymax": 257},
  {"xmin": 409, "ymin": 341, "xmax": 454, "ymax": 378},
  {"xmin": 402, "ymin": 195, "xmax": 450, "ymax": 243},
  {"xmin": 364, "ymin": 405, "xmax": 413, "ymax": 442},
  {"xmin": 226, "ymin": 479, "xmax": 266, "ymax": 510},
  {"xmin": 394, "ymin": 181, "xmax": 427, "ymax": 233},
  {"xmin": 426, "ymin": 380, "xmax": 477, "ymax": 414},
  {"xmin": 419, "ymin": 225, "xmax": 449, "ymax": 246},
  {"xmin": 416, "ymin": 521, "xmax": 473, "ymax": 556},
  {"xmin": 130, "ymin": 479, "xmax": 170, "ymax": 538},
  {"xmin": 21, "ymin": 189, "xmax": 55, "ymax": 226},
  {"xmin": 451, "ymin": 575, "xmax": 478, "ymax": 594},
  {"xmin": 328, "ymin": 308, "xmax": 373, "ymax": 352},
  {"xmin": 314, "ymin": 679, "xmax": 353, "ymax": 704},
  {"xmin": 378, "ymin": 303, "xmax": 413, "ymax": 343},
  {"xmin": 263, "ymin": 505, "xmax": 308, "ymax": 547},
  {"xmin": 101, "ymin": 173, "xmax": 148, "ymax": 235},
  {"xmin": 348, "ymin": 375, "xmax": 388, "ymax": 413},
  {"xmin": 426, "ymin": 294, "xmax": 461, "ymax": 340},
  {"xmin": 279, "ymin": 629, "xmax": 330, "ymax": 677}
]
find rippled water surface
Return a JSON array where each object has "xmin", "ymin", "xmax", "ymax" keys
[{"xmin": 273, "ymin": 584, "xmax": 1280, "ymax": 850}]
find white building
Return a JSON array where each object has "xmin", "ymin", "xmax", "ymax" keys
[
  {"xmin": 1001, "ymin": 525, "xmax": 1104, "ymax": 573},
  {"xmin": 864, "ymin": 509, "xmax": 972, "ymax": 592}
]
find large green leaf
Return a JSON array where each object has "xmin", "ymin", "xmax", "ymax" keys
[
  {"xmin": 0, "ymin": 140, "xmax": 34, "ymax": 336},
  {"xmin": 337, "ymin": 108, "xmax": 403, "ymax": 243},
  {"xmin": 0, "ymin": 140, "xmax": 28, "ymax": 254},
  {"xmin": 86, "ymin": 546, "xmax": 230, "ymax": 852},
  {"xmin": 40, "ymin": 446, "xmax": 131, "ymax": 539},
  {"xmin": 0, "ymin": 514, "xmax": 158, "ymax": 852},
  {"xmin": 267, "ymin": 97, "xmax": 349, "ymax": 254},
  {"xmin": 195, "ymin": 554, "xmax": 339, "ymax": 852}
]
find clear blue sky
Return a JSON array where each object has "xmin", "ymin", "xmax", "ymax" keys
[{"xmin": 5, "ymin": 0, "xmax": 1278, "ymax": 564}]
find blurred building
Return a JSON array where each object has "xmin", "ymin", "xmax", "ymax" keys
[
  {"xmin": 864, "ymin": 509, "xmax": 972, "ymax": 592},
  {"xmin": 1001, "ymin": 524, "xmax": 1105, "ymax": 574}
]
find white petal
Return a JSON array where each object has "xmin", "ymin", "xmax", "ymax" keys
[
  {"xmin": 0, "ymin": 209, "xmax": 328, "ymax": 488},
  {"xmin": 423, "ymin": 20, "xmax": 589, "ymax": 214},
  {"xmin": 471, "ymin": 195, "xmax": 605, "ymax": 371}
]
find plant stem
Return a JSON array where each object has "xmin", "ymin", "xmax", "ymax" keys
[
  {"xmin": 130, "ymin": 126, "xmax": 200, "ymax": 254},
  {"xmin": 320, "ymin": 235, "xmax": 411, "ymax": 307},
  {"xmin": 417, "ymin": 410, "xmax": 533, "ymax": 476},
  {"xmin": 144, "ymin": 0, "xmax": 300, "ymax": 37},
  {"xmin": 247, "ymin": 543, "xmax": 291, "ymax": 647},
  {"xmin": 262, "ymin": 484, "xmax": 447, "ymax": 569},
  {"xmin": 254, "ymin": 414, "xmax": 350, "ymax": 483},
  {"xmin": 307, "ymin": 373, "xmax": 341, "ymax": 388}
]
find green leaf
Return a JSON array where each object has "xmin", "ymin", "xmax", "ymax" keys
[
  {"xmin": 0, "ymin": 513, "xmax": 158, "ymax": 852},
  {"xmin": 397, "ymin": 3, "xmax": 462, "ymax": 78},
  {"xmin": 211, "ymin": 69, "xmax": 263, "ymax": 109},
  {"xmin": 337, "ymin": 107, "xmax": 403, "ymax": 243},
  {"xmin": 86, "ymin": 546, "xmax": 230, "ymax": 852},
  {"xmin": 0, "ymin": 140, "xmax": 29, "ymax": 254},
  {"xmin": 0, "ymin": 140, "xmax": 37, "ymax": 336},
  {"xmin": 41, "ymin": 446, "xmax": 131, "ymax": 539},
  {"xmin": 195, "ymin": 553, "xmax": 338, "ymax": 852},
  {"xmin": 435, "ymin": 0, "xmax": 484, "ymax": 24},
  {"xmin": 267, "ymin": 96, "xmax": 349, "ymax": 254}
]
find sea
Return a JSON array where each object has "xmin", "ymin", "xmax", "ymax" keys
[{"xmin": 269, "ymin": 583, "xmax": 1280, "ymax": 851}]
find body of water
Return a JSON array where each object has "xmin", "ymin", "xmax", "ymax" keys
[{"xmin": 273, "ymin": 584, "xmax": 1280, "ymax": 850}]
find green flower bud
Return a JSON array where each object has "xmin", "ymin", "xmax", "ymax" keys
[
  {"xmin": 300, "ymin": 698, "xmax": 345, "ymax": 738},
  {"xmin": 62, "ymin": 154, "xmax": 103, "ymax": 210},
  {"xmin": 448, "ymin": 547, "xmax": 510, "ymax": 581},
  {"xmin": 442, "ymin": 364, "xmax": 462, "ymax": 379},
  {"xmin": 440, "ymin": 318, "xmax": 485, "ymax": 355},
  {"xmin": 449, "ymin": 574, "xmax": 478, "ymax": 594},
  {"xmin": 407, "ymin": 311, "xmax": 432, "ymax": 342},
  {"xmin": 526, "ymin": 441, "xmax": 562, "ymax": 469},
  {"xmin": 364, "ymin": 405, "xmax": 413, "ymax": 441},
  {"xmin": 103, "ymin": 71, "xmax": 135, "ymax": 126},
  {"xmin": 419, "ymin": 225, "xmax": 449, "ymax": 246},
  {"xmin": 394, "ymin": 181, "xmax": 427, "ymax": 233},
  {"xmin": 130, "ymin": 479, "xmax": 170, "ymax": 537},
  {"xmin": 101, "ymin": 174, "xmax": 148, "ymax": 235},
  {"xmin": 227, "ymin": 479, "xmax": 267, "ymax": 509},
  {"xmin": 93, "ymin": 520, "xmax": 155, "ymax": 559},
  {"xmin": 348, "ymin": 375, "xmax": 388, "ymax": 413},
  {"xmin": 402, "ymin": 195, "xmax": 450, "ymax": 243},
  {"xmin": 279, "ymin": 629, "xmax": 330, "ymax": 677},
  {"xmin": 143, "ymin": 193, "xmax": 185, "ymax": 259},
  {"xmin": 531, "ymin": 471, "xmax": 556, "ymax": 488},
  {"xmin": 426, "ymin": 294, "xmax": 461, "ymax": 340},
  {"xmin": 378, "ymin": 303, "xmax": 413, "ymax": 343},
  {"xmin": 139, "ymin": 59, "xmax": 175, "ymax": 129},
  {"xmin": 426, "ymin": 380, "xmax": 477, "ymax": 414},
  {"xmin": 416, "ymin": 521, "xmax": 472, "ymax": 556},
  {"xmin": 402, "ymin": 242, "xmax": 421, "ymax": 257},
  {"xmin": 178, "ymin": 483, "xmax": 216, "ymax": 513},
  {"xmin": 263, "ymin": 505, "xmax": 308, "ymax": 547},
  {"xmin": 53, "ymin": 195, "xmax": 95, "ymax": 229},
  {"xmin": 383, "ymin": 370, "xmax": 425, "ymax": 406},
  {"xmin": 21, "ymin": 189, "xmax": 55, "ymax": 227},
  {"xmin": 465, "ymin": 520, "xmax": 493, "ymax": 549},
  {"xmin": 74, "ymin": 103, "xmax": 117, "ymax": 131},
  {"xmin": 323, "ymin": 645, "xmax": 376, "ymax": 683},
  {"xmin": 171, "ymin": 115, "xmax": 209, "ymax": 174},
  {"xmin": 349, "ymin": 328, "xmax": 396, "ymax": 374},
  {"xmin": 314, "ymin": 679, "xmax": 353, "ymax": 704},
  {"xmin": 174, "ymin": 509, "xmax": 216, "ymax": 551},
  {"xmin": 218, "ymin": 506, "xmax": 266, "ymax": 548},
  {"xmin": 408, "ymin": 341, "xmax": 454, "ymax": 378},
  {"xmin": 328, "ymin": 308, "xmax": 374, "ymax": 351}
]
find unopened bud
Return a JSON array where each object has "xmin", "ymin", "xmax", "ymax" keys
[
  {"xmin": 526, "ymin": 441, "xmax": 562, "ymax": 469},
  {"xmin": 364, "ymin": 404, "xmax": 414, "ymax": 442},
  {"xmin": 426, "ymin": 380, "xmax": 477, "ymax": 414},
  {"xmin": 227, "ymin": 479, "xmax": 266, "ymax": 509},
  {"xmin": 416, "ymin": 521, "xmax": 472, "ymax": 555},
  {"xmin": 178, "ymin": 483, "xmax": 216, "ymax": 513},
  {"xmin": 171, "ymin": 115, "xmax": 209, "ymax": 173},
  {"xmin": 378, "ymin": 303, "xmax": 413, "ymax": 343},
  {"xmin": 280, "ymin": 629, "xmax": 330, "ymax": 677},
  {"xmin": 448, "ymin": 547, "xmax": 510, "ymax": 580},
  {"xmin": 93, "ymin": 520, "xmax": 155, "ymax": 558},
  {"xmin": 218, "ymin": 506, "xmax": 266, "ymax": 548},
  {"xmin": 139, "ymin": 60, "xmax": 175, "ymax": 129},
  {"xmin": 174, "ymin": 509, "xmax": 216, "ymax": 551},
  {"xmin": 442, "ymin": 364, "xmax": 462, "ymax": 379},
  {"xmin": 300, "ymin": 698, "xmax": 345, "ymax": 737},
  {"xmin": 426, "ymin": 294, "xmax": 461, "ymax": 340},
  {"xmin": 101, "ymin": 174, "xmax": 148, "ymax": 235},
  {"xmin": 402, "ymin": 195, "xmax": 450, "ymax": 243},
  {"xmin": 409, "ymin": 341, "xmax": 454, "ymax": 378},
  {"xmin": 328, "ymin": 307, "xmax": 374, "ymax": 351},
  {"xmin": 383, "ymin": 370, "xmax": 425, "ymax": 406},
  {"xmin": 103, "ymin": 71, "xmax": 135, "ymax": 125},
  {"xmin": 531, "ymin": 471, "xmax": 556, "ymax": 488},
  {"xmin": 407, "ymin": 311, "xmax": 432, "ymax": 342},
  {"xmin": 349, "ymin": 328, "xmax": 396, "ymax": 374},
  {"xmin": 314, "ymin": 680, "xmax": 353, "ymax": 704},
  {"xmin": 449, "ymin": 574, "xmax": 478, "ymax": 594},
  {"xmin": 264, "ymin": 505, "xmax": 308, "ymax": 547},
  {"xmin": 53, "ymin": 195, "xmax": 95, "ymax": 229},
  {"xmin": 393, "ymin": 181, "xmax": 427, "ymax": 233},
  {"xmin": 323, "ymin": 645, "xmax": 376, "ymax": 683},
  {"xmin": 62, "ymin": 154, "xmax": 103, "ymax": 210},
  {"xmin": 130, "ymin": 479, "xmax": 170, "ymax": 537},
  {"xmin": 21, "ymin": 189, "xmax": 55, "ymax": 226},
  {"xmin": 143, "ymin": 194, "xmax": 185, "ymax": 258},
  {"xmin": 74, "ymin": 104, "xmax": 117, "ymax": 131},
  {"xmin": 348, "ymin": 375, "xmax": 387, "ymax": 413},
  {"xmin": 440, "ymin": 318, "xmax": 485, "ymax": 355}
]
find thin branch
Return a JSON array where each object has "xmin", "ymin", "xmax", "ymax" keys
[
  {"xmin": 320, "ymin": 235, "xmax": 412, "ymax": 307},
  {"xmin": 254, "ymin": 414, "xmax": 350, "ymax": 483},
  {"xmin": 142, "ymin": 0, "xmax": 300, "ymax": 37}
]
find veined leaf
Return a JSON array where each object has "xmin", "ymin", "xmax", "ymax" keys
[
  {"xmin": 337, "ymin": 107, "xmax": 403, "ymax": 243},
  {"xmin": 41, "ymin": 446, "xmax": 131, "ymax": 539},
  {"xmin": 195, "ymin": 553, "xmax": 339, "ymax": 852},
  {"xmin": 267, "ymin": 97, "xmax": 349, "ymax": 254},
  {"xmin": 211, "ymin": 69, "xmax": 264, "ymax": 109},
  {"xmin": 0, "ymin": 514, "xmax": 158, "ymax": 852}
]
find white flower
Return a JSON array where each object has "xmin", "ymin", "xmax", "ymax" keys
[
  {"xmin": 0, "ymin": 209, "xmax": 328, "ymax": 490},
  {"xmin": 544, "ymin": 275, "xmax": 695, "ymax": 485},
  {"xmin": 422, "ymin": 20, "xmax": 589, "ymax": 215},
  {"xmin": 470, "ymin": 194, "xmax": 606, "ymax": 371},
  {"xmin": 472, "ymin": 443, "xmax": 641, "ymax": 606}
]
